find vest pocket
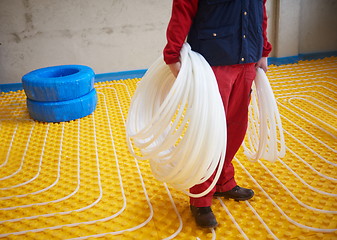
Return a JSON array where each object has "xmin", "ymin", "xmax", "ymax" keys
[
  {"xmin": 194, "ymin": 25, "xmax": 238, "ymax": 65},
  {"xmin": 197, "ymin": 26, "xmax": 234, "ymax": 40}
]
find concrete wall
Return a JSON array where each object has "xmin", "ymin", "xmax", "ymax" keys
[
  {"xmin": 299, "ymin": 0, "xmax": 337, "ymax": 54},
  {"xmin": 270, "ymin": 0, "xmax": 337, "ymax": 58},
  {"xmin": 1, "ymin": 0, "xmax": 337, "ymax": 84},
  {"xmin": 0, "ymin": 0, "xmax": 172, "ymax": 84}
]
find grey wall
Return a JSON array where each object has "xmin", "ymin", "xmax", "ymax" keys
[
  {"xmin": 299, "ymin": 0, "xmax": 337, "ymax": 54},
  {"xmin": 270, "ymin": 0, "xmax": 337, "ymax": 57},
  {"xmin": 1, "ymin": 0, "xmax": 337, "ymax": 84},
  {"xmin": 0, "ymin": 0, "xmax": 171, "ymax": 84}
]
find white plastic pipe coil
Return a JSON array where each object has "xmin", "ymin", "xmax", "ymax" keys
[
  {"xmin": 243, "ymin": 68, "xmax": 286, "ymax": 162},
  {"xmin": 127, "ymin": 43, "xmax": 227, "ymax": 197}
]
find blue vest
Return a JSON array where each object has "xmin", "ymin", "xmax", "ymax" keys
[{"xmin": 187, "ymin": 0, "xmax": 264, "ymax": 66}]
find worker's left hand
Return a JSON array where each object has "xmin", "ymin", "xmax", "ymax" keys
[{"xmin": 255, "ymin": 57, "xmax": 268, "ymax": 72}]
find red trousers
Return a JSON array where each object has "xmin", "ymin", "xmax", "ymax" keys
[{"xmin": 190, "ymin": 63, "xmax": 257, "ymax": 207}]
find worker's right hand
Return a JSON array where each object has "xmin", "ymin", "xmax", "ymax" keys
[{"xmin": 168, "ymin": 62, "xmax": 181, "ymax": 78}]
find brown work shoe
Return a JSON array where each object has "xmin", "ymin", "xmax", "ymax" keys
[
  {"xmin": 190, "ymin": 205, "xmax": 218, "ymax": 228},
  {"xmin": 214, "ymin": 185, "xmax": 254, "ymax": 201}
]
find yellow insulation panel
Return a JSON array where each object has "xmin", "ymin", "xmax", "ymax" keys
[{"xmin": 0, "ymin": 57, "xmax": 336, "ymax": 239}]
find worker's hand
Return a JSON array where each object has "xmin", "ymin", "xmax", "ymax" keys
[
  {"xmin": 168, "ymin": 62, "xmax": 181, "ymax": 78},
  {"xmin": 255, "ymin": 57, "xmax": 268, "ymax": 72}
]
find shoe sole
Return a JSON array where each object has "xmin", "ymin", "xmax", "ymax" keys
[
  {"xmin": 199, "ymin": 222, "xmax": 219, "ymax": 229},
  {"xmin": 214, "ymin": 192, "xmax": 255, "ymax": 201}
]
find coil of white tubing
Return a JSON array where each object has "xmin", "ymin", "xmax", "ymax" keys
[
  {"xmin": 126, "ymin": 43, "xmax": 227, "ymax": 197},
  {"xmin": 243, "ymin": 68, "xmax": 286, "ymax": 162}
]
